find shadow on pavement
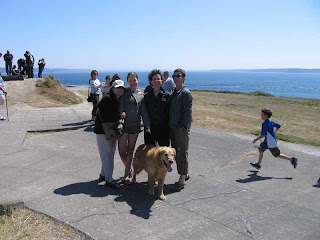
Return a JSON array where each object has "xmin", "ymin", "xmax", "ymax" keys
[
  {"xmin": 236, "ymin": 170, "xmax": 293, "ymax": 183},
  {"xmin": 62, "ymin": 120, "xmax": 92, "ymax": 127},
  {"xmin": 312, "ymin": 178, "xmax": 320, "ymax": 188},
  {"xmin": 54, "ymin": 179, "xmax": 175, "ymax": 219}
]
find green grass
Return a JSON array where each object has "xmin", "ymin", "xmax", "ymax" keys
[{"xmin": 192, "ymin": 89, "xmax": 274, "ymax": 97}]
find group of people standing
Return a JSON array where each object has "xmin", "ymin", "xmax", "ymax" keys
[
  {"xmin": 0, "ymin": 50, "xmax": 46, "ymax": 78},
  {"xmin": 89, "ymin": 69, "xmax": 193, "ymax": 191}
]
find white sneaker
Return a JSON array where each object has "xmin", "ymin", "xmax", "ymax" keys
[{"xmin": 0, "ymin": 116, "xmax": 6, "ymax": 120}]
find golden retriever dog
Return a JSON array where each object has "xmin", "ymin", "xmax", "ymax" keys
[{"xmin": 132, "ymin": 144, "xmax": 176, "ymax": 200}]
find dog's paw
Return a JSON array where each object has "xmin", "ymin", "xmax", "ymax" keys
[
  {"xmin": 159, "ymin": 195, "xmax": 166, "ymax": 200},
  {"xmin": 148, "ymin": 190, "xmax": 154, "ymax": 196}
]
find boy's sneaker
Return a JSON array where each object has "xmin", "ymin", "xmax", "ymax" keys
[
  {"xmin": 250, "ymin": 162, "xmax": 261, "ymax": 170},
  {"xmin": 291, "ymin": 157, "xmax": 298, "ymax": 168},
  {"xmin": 0, "ymin": 116, "xmax": 6, "ymax": 120}
]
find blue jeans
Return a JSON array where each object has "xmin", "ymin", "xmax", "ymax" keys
[
  {"xmin": 5, "ymin": 62, "xmax": 12, "ymax": 76},
  {"xmin": 38, "ymin": 67, "xmax": 44, "ymax": 78}
]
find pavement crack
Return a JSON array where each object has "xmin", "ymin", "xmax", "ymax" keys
[{"xmin": 170, "ymin": 189, "xmax": 246, "ymax": 206}]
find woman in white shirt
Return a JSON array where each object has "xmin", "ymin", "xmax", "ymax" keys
[{"xmin": 89, "ymin": 69, "xmax": 102, "ymax": 121}]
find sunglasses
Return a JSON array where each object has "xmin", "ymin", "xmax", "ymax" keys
[{"xmin": 172, "ymin": 74, "xmax": 182, "ymax": 78}]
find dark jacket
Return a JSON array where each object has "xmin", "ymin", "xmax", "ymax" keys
[
  {"xmin": 98, "ymin": 90, "xmax": 120, "ymax": 123},
  {"xmin": 144, "ymin": 88, "xmax": 169, "ymax": 125},
  {"xmin": 168, "ymin": 86, "xmax": 193, "ymax": 129},
  {"xmin": 95, "ymin": 90, "xmax": 121, "ymax": 134},
  {"xmin": 4, "ymin": 53, "xmax": 13, "ymax": 62}
]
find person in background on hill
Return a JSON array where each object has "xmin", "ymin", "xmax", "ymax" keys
[
  {"xmin": 24, "ymin": 51, "xmax": 34, "ymax": 78},
  {"xmin": 11, "ymin": 65, "xmax": 19, "ymax": 76},
  {"xmin": 251, "ymin": 108, "xmax": 298, "ymax": 170},
  {"xmin": 144, "ymin": 69, "xmax": 170, "ymax": 146},
  {"xmin": 169, "ymin": 68, "xmax": 193, "ymax": 191},
  {"xmin": 0, "ymin": 76, "xmax": 7, "ymax": 120},
  {"xmin": 101, "ymin": 75, "xmax": 111, "ymax": 97},
  {"xmin": 38, "ymin": 58, "xmax": 46, "ymax": 78},
  {"xmin": 162, "ymin": 71, "xmax": 175, "ymax": 94},
  {"xmin": 17, "ymin": 58, "xmax": 26, "ymax": 71},
  {"xmin": 118, "ymin": 72, "xmax": 150, "ymax": 184},
  {"xmin": 89, "ymin": 69, "xmax": 101, "ymax": 121},
  {"xmin": 95, "ymin": 80, "xmax": 125, "ymax": 189},
  {"xmin": 0, "ymin": 53, "xmax": 2, "ymax": 76},
  {"xmin": 3, "ymin": 50, "xmax": 13, "ymax": 76}
]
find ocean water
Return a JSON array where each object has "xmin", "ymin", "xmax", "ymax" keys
[{"xmin": 37, "ymin": 70, "xmax": 320, "ymax": 99}]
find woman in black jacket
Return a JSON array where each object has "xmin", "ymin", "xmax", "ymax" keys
[
  {"xmin": 95, "ymin": 80, "xmax": 125, "ymax": 189},
  {"xmin": 144, "ymin": 69, "xmax": 170, "ymax": 146}
]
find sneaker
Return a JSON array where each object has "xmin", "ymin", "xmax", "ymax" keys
[
  {"xmin": 105, "ymin": 181, "xmax": 121, "ymax": 189},
  {"xmin": 250, "ymin": 162, "xmax": 261, "ymax": 170},
  {"xmin": 291, "ymin": 157, "xmax": 298, "ymax": 168},
  {"xmin": 0, "ymin": 116, "xmax": 6, "ymax": 120},
  {"xmin": 98, "ymin": 174, "xmax": 105, "ymax": 181}
]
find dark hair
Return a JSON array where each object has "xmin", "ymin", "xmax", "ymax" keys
[
  {"xmin": 148, "ymin": 69, "xmax": 164, "ymax": 82},
  {"xmin": 127, "ymin": 72, "xmax": 139, "ymax": 81},
  {"xmin": 174, "ymin": 68, "xmax": 186, "ymax": 78},
  {"xmin": 261, "ymin": 108, "xmax": 272, "ymax": 118},
  {"xmin": 111, "ymin": 74, "xmax": 121, "ymax": 85},
  {"xmin": 105, "ymin": 75, "xmax": 111, "ymax": 80},
  {"xmin": 163, "ymin": 71, "xmax": 169, "ymax": 75}
]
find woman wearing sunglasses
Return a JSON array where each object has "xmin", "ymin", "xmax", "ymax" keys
[
  {"xmin": 89, "ymin": 70, "xmax": 102, "ymax": 121},
  {"xmin": 168, "ymin": 68, "xmax": 193, "ymax": 191}
]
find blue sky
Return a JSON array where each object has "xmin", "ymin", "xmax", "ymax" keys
[{"xmin": 1, "ymin": 0, "xmax": 319, "ymax": 70}]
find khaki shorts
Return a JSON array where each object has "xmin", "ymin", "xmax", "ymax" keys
[{"xmin": 0, "ymin": 95, "xmax": 5, "ymax": 105}]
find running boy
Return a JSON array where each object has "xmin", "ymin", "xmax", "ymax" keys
[{"xmin": 251, "ymin": 108, "xmax": 298, "ymax": 170}]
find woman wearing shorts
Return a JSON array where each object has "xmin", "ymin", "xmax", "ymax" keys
[{"xmin": 118, "ymin": 72, "xmax": 150, "ymax": 184}]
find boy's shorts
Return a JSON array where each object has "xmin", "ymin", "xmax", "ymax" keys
[
  {"xmin": 0, "ymin": 95, "xmax": 5, "ymax": 105},
  {"xmin": 258, "ymin": 142, "xmax": 281, "ymax": 157}
]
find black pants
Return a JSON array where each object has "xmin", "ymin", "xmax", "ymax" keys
[
  {"xmin": 92, "ymin": 94, "xmax": 100, "ymax": 117},
  {"xmin": 27, "ymin": 66, "xmax": 34, "ymax": 78},
  {"xmin": 144, "ymin": 123, "xmax": 170, "ymax": 147}
]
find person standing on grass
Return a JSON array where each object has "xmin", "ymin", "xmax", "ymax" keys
[
  {"xmin": 38, "ymin": 58, "xmax": 46, "ymax": 78},
  {"xmin": 118, "ymin": 72, "xmax": 150, "ymax": 184},
  {"xmin": 0, "ymin": 76, "xmax": 7, "ymax": 120},
  {"xmin": 168, "ymin": 68, "xmax": 193, "ymax": 191},
  {"xmin": 144, "ymin": 69, "xmax": 170, "ymax": 147},
  {"xmin": 95, "ymin": 80, "xmax": 125, "ymax": 189},
  {"xmin": 3, "ymin": 50, "xmax": 13, "ymax": 76},
  {"xmin": 89, "ymin": 69, "xmax": 101, "ymax": 121},
  {"xmin": 162, "ymin": 71, "xmax": 175, "ymax": 94},
  {"xmin": 251, "ymin": 108, "xmax": 298, "ymax": 170}
]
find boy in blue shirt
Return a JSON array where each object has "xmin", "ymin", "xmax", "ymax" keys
[{"xmin": 251, "ymin": 108, "xmax": 297, "ymax": 170}]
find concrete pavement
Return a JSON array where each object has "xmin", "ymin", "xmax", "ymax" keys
[{"xmin": 0, "ymin": 101, "xmax": 320, "ymax": 240}]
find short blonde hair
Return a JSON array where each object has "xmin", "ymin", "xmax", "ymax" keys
[{"xmin": 90, "ymin": 69, "xmax": 98, "ymax": 78}]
